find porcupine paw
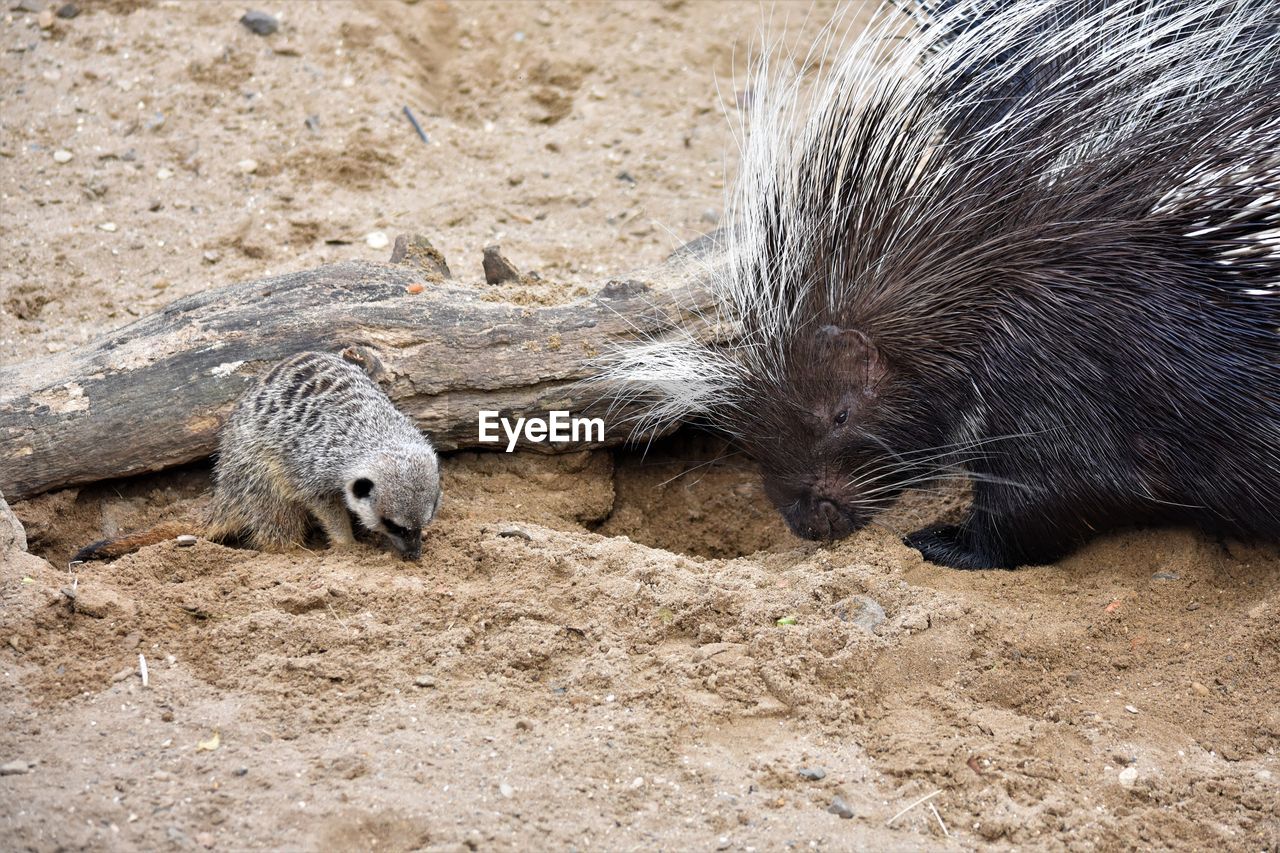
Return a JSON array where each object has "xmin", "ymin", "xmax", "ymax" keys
[{"xmin": 904, "ymin": 525, "xmax": 1011, "ymax": 570}]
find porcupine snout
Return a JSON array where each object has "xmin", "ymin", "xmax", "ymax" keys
[{"xmin": 768, "ymin": 474, "xmax": 864, "ymax": 542}]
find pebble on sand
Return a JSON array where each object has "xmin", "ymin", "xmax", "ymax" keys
[
  {"xmin": 798, "ymin": 767, "xmax": 826, "ymax": 781},
  {"xmin": 0, "ymin": 760, "xmax": 33, "ymax": 776},
  {"xmin": 237, "ymin": 159, "xmax": 259, "ymax": 174},
  {"xmin": 239, "ymin": 10, "xmax": 278, "ymax": 36},
  {"xmin": 827, "ymin": 796, "xmax": 855, "ymax": 819},
  {"xmin": 849, "ymin": 596, "xmax": 887, "ymax": 632},
  {"xmin": 98, "ymin": 222, "xmax": 117, "ymax": 232},
  {"xmin": 52, "ymin": 149, "xmax": 72, "ymax": 163},
  {"xmin": 365, "ymin": 231, "xmax": 390, "ymax": 250}
]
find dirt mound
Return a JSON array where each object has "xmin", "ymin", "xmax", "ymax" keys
[{"xmin": 4, "ymin": 437, "xmax": 1279, "ymax": 849}]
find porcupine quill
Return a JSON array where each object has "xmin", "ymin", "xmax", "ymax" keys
[{"xmin": 598, "ymin": 0, "xmax": 1280, "ymax": 569}]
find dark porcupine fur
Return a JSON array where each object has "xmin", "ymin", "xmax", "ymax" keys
[{"xmin": 602, "ymin": 0, "xmax": 1280, "ymax": 569}]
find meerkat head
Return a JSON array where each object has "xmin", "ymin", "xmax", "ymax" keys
[{"xmin": 344, "ymin": 444, "xmax": 442, "ymax": 561}]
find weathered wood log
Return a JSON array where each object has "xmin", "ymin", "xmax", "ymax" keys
[{"xmin": 0, "ymin": 250, "xmax": 721, "ymax": 501}]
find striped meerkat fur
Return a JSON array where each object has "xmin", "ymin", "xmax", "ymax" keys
[{"xmin": 75, "ymin": 352, "xmax": 442, "ymax": 562}]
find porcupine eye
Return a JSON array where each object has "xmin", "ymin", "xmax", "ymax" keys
[{"xmin": 834, "ymin": 410, "xmax": 849, "ymax": 425}]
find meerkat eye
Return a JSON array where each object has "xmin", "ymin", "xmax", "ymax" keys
[
  {"xmin": 382, "ymin": 519, "xmax": 411, "ymax": 539},
  {"xmin": 351, "ymin": 478, "xmax": 375, "ymax": 499},
  {"xmin": 834, "ymin": 410, "xmax": 849, "ymax": 425}
]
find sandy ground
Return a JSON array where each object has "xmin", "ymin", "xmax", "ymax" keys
[{"xmin": 1, "ymin": 1, "xmax": 1278, "ymax": 851}]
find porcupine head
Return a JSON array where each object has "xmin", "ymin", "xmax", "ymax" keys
[
  {"xmin": 742, "ymin": 323, "xmax": 909, "ymax": 543},
  {"xmin": 343, "ymin": 444, "xmax": 441, "ymax": 561}
]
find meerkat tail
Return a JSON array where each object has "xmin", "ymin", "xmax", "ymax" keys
[{"xmin": 71, "ymin": 520, "xmax": 205, "ymax": 563}]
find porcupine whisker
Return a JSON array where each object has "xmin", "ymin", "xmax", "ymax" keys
[
  {"xmin": 843, "ymin": 431, "xmax": 1051, "ymax": 487},
  {"xmin": 655, "ymin": 450, "xmax": 748, "ymax": 489}
]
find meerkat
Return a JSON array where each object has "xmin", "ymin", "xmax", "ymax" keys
[{"xmin": 74, "ymin": 351, "xmax": 442, "ymax": 562}]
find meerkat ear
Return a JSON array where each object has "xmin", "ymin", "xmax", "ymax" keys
[
  {"xmin": 350, "ymin": 477, "xmax": 375, "ymax": 500},
  {"xmin": 814, "ymin": 325, "xmax": 886, "ymax": 392}
]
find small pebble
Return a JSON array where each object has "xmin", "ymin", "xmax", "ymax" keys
[
  {"xmin": 365, "ymin": 231, "xmax": 390, "ymax": 250},
  {"xmin": 1124, "ymin": 704, "xmax": 1139, "ymax": 714},
  {"xmin": 15, "ymin": 0, "xmax": 45, "ymax": 13},
  {"xmin": 239, "ymin": 10, "xmax": 278, "ymax": 36},
  {"xmin": 36, "ymin": 8, "xmax": 54, "ymax": 28},
  {"xmin": 98, "ymin": 222, "xmax": 117, "ymax": 233},
  {"xmin": 237, "ymin": 158, "xmax": 258, "ymax": 174},
  {"xmin": 413, "ymin": 674, "xmax": 436, "ymax": 688},
  {"xmin": 827, "ymin": 796, "xmax": 855, "ymax": 819},
  {"xmin": 56, "ymin": 3, "xmax": 79, "ymax": 18},
  {"xmin": 52, "ymin": 149, "xmax": 72, "ymax": 163},
  {"xmin": 849, "ymin": 596, "xmax": 887, "ymax": 632},
  {"xmin": 175, "ymin": 535, "xmax": 197, "ymax": 547},
  {"xmin": 1152, "ymin": 570, "xmax": 1180, "ymax": 580},
  {"xmin": 156, "ymin": 167, "xmax": 173, "ymax": 180},
  {"xmin": 202, "ymin": 250, "xmax": 221, "ymax": 264},
  {"xmin": 304, "ymin": 114, "xmax": 321, "ymax": 133},
  {"xmin": 498, "ymin": 781, "xmax": 514, "ymax": 798},
  {"xmin": 1191, "ymin": 681, "xmax": 1210, "ymax": 696},
  {"xmin": 1117, "ymin": 766, "xmax": 1138, "ymax": 787},
  {"xmin": 482, "ymin": 244, "xmax": 521, "ymax": 284},
  {"xmin": 111, "ymin": 666, "xmax": 135, "ymax": 683},
  {"xmin": 0, "ymin": 760, "xmax": 32, "ymax": 776},
  {"xmin": 233, "ymin": 767, "xmax": 248, "ymax": 777},
  {"xmin": 797, "ymin": 767, "xmax": 826, "ymax": 781}
]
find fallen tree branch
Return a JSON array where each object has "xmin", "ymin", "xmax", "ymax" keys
[{"xmin": 0, "ymin": 244, "xmax": 720, "ymax": 501}]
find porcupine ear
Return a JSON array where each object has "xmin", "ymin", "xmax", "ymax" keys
[{"xmin": 814, "ymin": 325, "xmax": 885, "ymax": 397}]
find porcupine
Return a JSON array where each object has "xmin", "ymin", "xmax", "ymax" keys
[
  {"xmin": 601, "ymin": 0, "xmax": 1280, "ymax": 569},
  {"xmin": 74, "ymin": 352, "xmax": 442, "ymax": 562}
]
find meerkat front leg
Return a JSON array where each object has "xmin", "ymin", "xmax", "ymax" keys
[{"xmin": 310, "ymin": 498, "xmax": 356, "ymax": 547}]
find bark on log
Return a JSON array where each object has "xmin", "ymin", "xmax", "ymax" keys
[{"xmin": 0, "ymin": 251, "xmax": 720, "ymax": 501}]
